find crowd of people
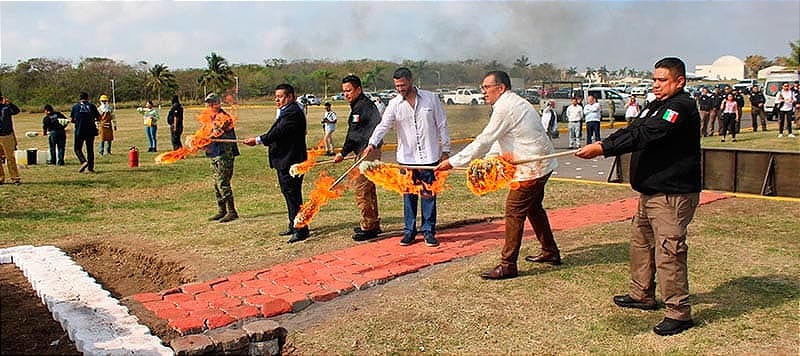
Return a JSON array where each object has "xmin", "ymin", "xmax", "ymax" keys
[
  {"xmin": 0, "ymin": 58, "xmax": 795, "ymax": 337},
  {"xmin": 696, "ymin": 81, "xmax": 799, "ymax": 139}
]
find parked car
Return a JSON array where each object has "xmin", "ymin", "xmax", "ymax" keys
[
  {"xmin": 732, "ymin": 79, "xmax": 758, "ymax": 94},
  {"xmin": 298, "ymin": 94, "xmax": 321, "ymax": 105},
  {"xmin": 331, "ymin": 92, "xmax": 345, "ymax": 101}
]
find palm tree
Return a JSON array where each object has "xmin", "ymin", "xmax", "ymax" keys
[
  {"xmin": 364, "ymin": 64, "xmax": 386, "ymax": 92},
  {"xmin": 513, "ymin": 55, "xmax": 530, "ymax": 84},
  {"xmin": 198, "ymin": 52, "xmax": 234, "ymax": 97},
  {"xmin": 566, "ymin": 66, "xmax": 578, "ymax": 78},
  {"xmin": 584, "ymin": 67, "xmax": 595, "ymax": 82},
  {"xmin": 311, "ymin": 69, "xmax": 335, "ymax": 98},
  {"xmin": 146, "ymin": 63, "xmax": 176, "ymax": 106}
]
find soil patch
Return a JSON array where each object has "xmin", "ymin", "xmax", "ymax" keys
[
  {"xmin": 0, "ymin": 264, "xmax": 80, "ymax": 355},
  {"xmin": 63, "ymin": 241, "xmax": 193, "ymax": 298},
  {"xmin": 61, "ymin": 240, "xmax": 194, "ymax": 342}
]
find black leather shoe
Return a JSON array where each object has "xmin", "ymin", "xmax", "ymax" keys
[
  {"xmin": 524, "ymin": 254, "xmax": 562, "ymax": 265},
  {"xmin": 79, "ymin": 162, "xmax": 88, "ymax": 173},
  {"xmin": 613, "ymin": 294, "xmax": 657, "ymax": 310},
  {"xmin": 278, "ymin": 229, "xmax": 294, "ymax": 236},
  {"xmin": 480, "ymin": 264, "xmax": 518, "ymax": 280},
  {"xmin": 287, "ymin": 231, "xmax": 309, "ymax": 243},
  {"xmin": 653, "ymin": 317, "xmax": 694, "ymax": 336},
  {"xmin": 352, "ymin": 228, "xmax": 381, "ymax": 241}
]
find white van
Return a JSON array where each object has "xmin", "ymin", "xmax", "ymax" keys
[{"xmin": 762, "ymin": 69, "xmax": 799, "ymax": 121}]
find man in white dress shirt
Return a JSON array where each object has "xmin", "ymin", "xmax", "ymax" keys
[
  {"xmin": 363, "ymin": 67, "xmax": 451, "ymax": 247},
  {"xmin": 436, "ymin": 70, "xmax": 560, "ymax": 279}
]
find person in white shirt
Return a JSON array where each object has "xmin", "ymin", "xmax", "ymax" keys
[
  {"xmin": 374, "ymin": 97, "xmax": 386, "ymax": 116},
  {"xmin": 436, "ymin": 70, "xmax": 560, "ymax": 280},
  {"xmin": 776, "ymin": 82, "xmax": 796, "ymax": 138},
  {"xmin": 566, "ymin": 97, "xmax": 584, "ymax": 149},
  {"xmin": 321, "ymin": 102, "xmax": 337, "ymax": 155},
  {"xmin": 540, "ymin": 99, "xmax": 558, "ymax": 139},
  {"xmin": 625, "ymin": 95, "xmax": 641, "ymax": 125},
  {"xmin": 364, "ymin": 68, "xmax": 451, "ymax": 247},
  {"xmin": 583, "ymin": 95, "xmax": 602, "ymax": 145}
]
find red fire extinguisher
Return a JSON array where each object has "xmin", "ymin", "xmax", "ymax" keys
[{"xmin": 128, "ymin": 147, "xmax": 139, "ymax": 168}]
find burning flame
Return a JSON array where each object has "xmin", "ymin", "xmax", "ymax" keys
[
  {"xmin": 289, "ymin": 140, "xmax": 327, "ymax": 177},
  {"xmin": 359, "ymin": 161, "xmax": 450, "ymax": 195},
  {"xmin": 156, "ymin": 95, "xmax": 238, "ymax": 164},
  {"xmin": 465, "ymin": 156, "xmax": 517, "ymax": 195},
  {"xmin": 293, "ymin": 172, "xmax": 345, "ymax": 229}
]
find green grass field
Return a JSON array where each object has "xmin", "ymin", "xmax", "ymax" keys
[{"xmin": 1, "ymin": 103, "xmax": 798, "ymax": 354}]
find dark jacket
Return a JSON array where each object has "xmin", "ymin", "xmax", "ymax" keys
[
  {"xmin": 696, "ymin": 93, "xmax": 714, "ymax": 111},
  {"xmin": 205, "ymin": 108, "xmax": 240, "ymax": 158},
  {"xmin": 0, "ymin": 102, "xmax": 20, "ymax": 136},
  {"xmin": 710, "ymin": 93, "xmax": 724, "ymax": 110},
  {"xmin": 42, "ymin": 111, "xmax": 68, "ymax": 135},
  {"xmin": 601, "ymin": 91, "xmax": 701, "ymax": 195},
  {"xmin": 167, "ymin": 102, "xmax": 184, "ymax": 131},
  {"xmin": 341, "ymin": 93, "xmax": 382, "ymax": 157},
  {"xmin": 749, "ymin": 92, "xmax": 766, "ymax": 107},
  {"xmin": 734, "ymin": 93, "xmax": 745, "ymax": 108},
  {"xmin": 70, "ymin": 100, "xmax": 100, "ymax": 138},
  {"xmin": 258, "ymin": 101, "xmax": 307, "ymax": 170}
]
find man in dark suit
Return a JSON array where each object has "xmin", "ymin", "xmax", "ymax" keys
[{"xmin": 243, "ymin": 84, "xmax": 309, "ymax": 243}]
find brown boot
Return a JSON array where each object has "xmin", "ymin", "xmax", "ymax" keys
[
  {"xmin": 209, "ymin": 202, "xmax": 226, "ymax": 221},
  {"xmin": 219, "ymin": 198, "xmax": 238, "ymax": 223}
]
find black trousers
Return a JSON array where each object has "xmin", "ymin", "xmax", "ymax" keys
[
  {"xmin": 276, "ymin": 167, "xmax": 307, "ymax": 233},
  {"xmin": 74, "ymin": 135, "xmax": 95, "ymax": 170},
  {"xmin": 171, "ymin": 126, "xmax": 183, "ymax": 150},
  {"xmin": 721, "ymin": 113, "xmax": 737, "ymax": 138}
]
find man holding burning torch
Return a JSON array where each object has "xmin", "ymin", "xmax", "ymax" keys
[
  {"xmin": 204, "ymin": 93, "xmax": 240, "ymax": 223},
  {"xmin": 243, "ymin": 84, "xmax": 310, "ymax": 243},
  {"xmin": 333, "ymin": 75, "xmax": 383, "ymax": 242},
  {"xmin": 436, "ymin": 70, "xmax": 560, "ymax": 280},
  {"xmin": 575, "ymin": 57, "xmax": 701, "ymax": 336},
  {"xmin": 363, "ymin": 67, "xmax": 450, "ymax": 247}
]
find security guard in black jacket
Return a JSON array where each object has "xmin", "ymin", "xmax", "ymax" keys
[{"xmin": 576, "ymin": 57, "xmax": 701, "ymax": 336}]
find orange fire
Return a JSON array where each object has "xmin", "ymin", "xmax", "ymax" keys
[
  {"xmin": 156, "ymin": 96, "xmax": 237, "ymax": 164},
  {"xmin": 361, "ymin": 162, "xmax": 450, "ymax": 195},
  {"xmin": 289, "ymin": 141, "xmax": 327, "ymax": 177},
  {"xmin": 293, "ymin": 172, "xmax": 345, "ymax": 229},
  {"xmin": 465, "ymin": 156, "xmax": 517, "ymax": 195}
]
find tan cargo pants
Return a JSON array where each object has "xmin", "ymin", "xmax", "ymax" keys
[
  {"xmin": 353, "ymin": 148, "xmax": 382, "ymax": 231},
  {"xmin": 630, "ymin": 192, "xmax": 699, "ymax": 321}
]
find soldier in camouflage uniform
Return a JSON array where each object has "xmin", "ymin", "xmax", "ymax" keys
[{"xmin": 204, "ymin": 93, "xmax": 240, "ymax": 223}]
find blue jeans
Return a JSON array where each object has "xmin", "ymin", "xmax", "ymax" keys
[
  {"xmin": 48, "ymin": 131, "xmax": 66, "ymax": 165},
  {"xmin": 145, "ymin": 125, "xmax": 158, "ymax": 150},
  {"xmin": 402, "ymin": 166, "xmax": 437, "ymax": 237},
  {"xmin": 98, "ymin": 141, "xmax": 112, "ymax": 155},
  {"xmin": 586, "ymin": 121, "xmax": 601, "ymax": 145}
]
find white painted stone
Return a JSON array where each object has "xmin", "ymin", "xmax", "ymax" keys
[{"xmin": 5, "ymin": 245, "xmax": 172, "ymax": 356}]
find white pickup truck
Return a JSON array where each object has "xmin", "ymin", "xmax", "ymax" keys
[{"xmin": 442, "ymin": 88, "xmax": 485, "ymax": 105}]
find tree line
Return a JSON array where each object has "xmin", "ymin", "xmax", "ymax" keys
[{"xmin": 2, "ymin": 39, "xmax": 797, "ymax": 111}]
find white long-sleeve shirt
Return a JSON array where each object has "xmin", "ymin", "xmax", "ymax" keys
[
  {"xmin": 583, "ymin": 102, "xmax": 601, "ymax": 122},
  {"xmin": 368, "ymin": 88, "xmax": 451, "ymax": 165},
  {"xmin": 566, "ymin": 104, "xmax": 583, "ymax": 122},
  {"xmin": 449, "ymin": 90, "xmax": 557, "ymax": 182}
]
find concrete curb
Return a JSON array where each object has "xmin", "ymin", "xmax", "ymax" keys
[{"xmin": 0, "ymin": 245, "xmax": 174, "ymax": 356}]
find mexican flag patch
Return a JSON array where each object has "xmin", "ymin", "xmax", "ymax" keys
[{"xmin": 662, "ymin": 109, "xmax": 679, "ymax": 123}]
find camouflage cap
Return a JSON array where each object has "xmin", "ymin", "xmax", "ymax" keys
[{"xmin": 204, "ymin": 93, "xmax": 220, "ymax": 103}]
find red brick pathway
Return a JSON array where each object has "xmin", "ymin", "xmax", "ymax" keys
[{"xmin": 133, "ymin": 192, "xmax": 729, "ymax": 335}]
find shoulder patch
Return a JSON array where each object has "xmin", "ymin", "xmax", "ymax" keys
[{"xmin": 662, "ymin": 109, "xmax": 679, "ymax": 123}]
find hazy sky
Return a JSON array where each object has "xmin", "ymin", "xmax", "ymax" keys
[{"xmin": 1, "ymin": 1, "xmax": 798, "ymax": 72}]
